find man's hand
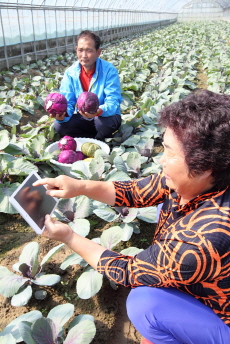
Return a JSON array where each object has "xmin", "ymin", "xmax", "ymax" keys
[
  {"xmin": 49, "ymin": 112, "xmax": 67, "ymax": 121},
  {"xmin": 79, "ymin": 108, "xmax": 101, "ymax": 119},
  {"xmin": 33, "ymin": 175, "xmax": 83, "ymax": 199}
]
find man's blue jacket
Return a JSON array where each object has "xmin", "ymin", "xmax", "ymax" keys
[{"xmin": 58, "ymin": 57, "xmax": 122, "ymax": 123}]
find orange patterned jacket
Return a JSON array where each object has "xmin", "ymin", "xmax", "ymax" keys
[{"xmin": 97, "ymin": 172, "xmax": 230, "ymax": 326}]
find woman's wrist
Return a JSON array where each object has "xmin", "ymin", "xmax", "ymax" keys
[
  {"xmin": 63, "ymin": 229, "xmax": 76, "ymax": 246},
  {"xmin": 72, "ymin": 179, "xmax": 87, "ymax": 197}
]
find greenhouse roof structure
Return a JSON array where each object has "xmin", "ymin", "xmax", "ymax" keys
[
  {"xmin": 1, "ymin": 0, "xmax": 230, "ymax": 69},
  {"xmin": 1, "ymin": 0, "xmax": 230, "ymax": 12}
]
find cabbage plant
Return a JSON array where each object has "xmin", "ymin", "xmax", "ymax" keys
[
  {"xmin": 0, "ymin": 242, "xmax": 64, "ymax": 306},
  {"xmin": 57, "ymin": 218, "xmax": 146, "ymax": 299},
  {"xmin": 75, "ymin": 229, "xmax": 145, "ymax": 299},
  {"xmin": 0, "ymin": 304, "xmax": 96, "ymax": 344},
  {"xmin": 0, "ymin": 117, "xmax": 61, "ymax": 214},
  {"xmin": 3, "ymin": 19, "xmax": 230, "ymax": 307}
]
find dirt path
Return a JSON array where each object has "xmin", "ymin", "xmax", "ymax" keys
[{"xmin": 195, "ymin": 62, "xmax": 208, "ymax": 89}]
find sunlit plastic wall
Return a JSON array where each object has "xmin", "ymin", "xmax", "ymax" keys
[
  {"xmin": 0, "ymin": 5, "xmax": 176, "ymax": 70},
  {"xmin": 0, "ymin": 8, "xmax": 164, "ymax": 46},
  {"xmin": 177, "ymin": 0, "xmax": 223, "ymax": 21},
  {"xmin": 223, "ymin": 7, "xmax": 230, "ymax": 20}
]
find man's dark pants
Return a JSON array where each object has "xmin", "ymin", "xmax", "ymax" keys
[{"xmin": 54, "ymin": 112, "xmax": 121, "ymax": 141}]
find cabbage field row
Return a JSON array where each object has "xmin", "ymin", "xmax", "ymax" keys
[{"xmin": 1, "ymin": 20, "xmax": 230, "ymax": 343}]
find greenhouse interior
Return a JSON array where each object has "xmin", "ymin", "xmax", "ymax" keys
[
  {"xmin": 2, "ymin": 1, "xmax": 230, "ymax": 343},
  {"xmin": 1, "ymin": 0, "xmax": 230, "ymax": 69}
]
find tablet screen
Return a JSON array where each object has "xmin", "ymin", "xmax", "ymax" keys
[{"xmin": 13, "ymin": 173, "xmax": 57, "ymax": 230}]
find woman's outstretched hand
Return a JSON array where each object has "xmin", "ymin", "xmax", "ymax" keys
[
  {"xmin": 33, "ymin": 175, "xmax": 116, "ymax": 205},
  {"xmin": 33, "ymin": 175, "xmax": 82, "ymax": 199}
]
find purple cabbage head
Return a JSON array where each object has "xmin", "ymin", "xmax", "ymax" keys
[
  {"xmin": 58, "ymin": 150, "xmax": 79, "ymax": 164},
  {"xmin": 77, "ymin": 92, "xmax": 99, "ymax": 114},
  {"xmin": 58, "ymin": 136, "xmax": 77, "ymax": 151},
  {"xmin": 74, "ymin": 151, "xmax": 86, "ymax": 160},
  {"xmin": 44, "ymin": 93, "xmax": 68, "ymax": 117},
  {"xmin": 58, "ymin": 150, "xmax": 85, "ymax": 164},
  {"xmin": 121, "ymin": 207, "xmax": 129, "ymax": 217}
]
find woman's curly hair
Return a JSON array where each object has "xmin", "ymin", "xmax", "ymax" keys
[{"xmin": 159, "ymin": 90, "xmax": 230, "ymax": 189}]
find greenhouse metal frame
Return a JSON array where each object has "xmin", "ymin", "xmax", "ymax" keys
[{"xmin": 0, "ymin": 0, "xmax": 230, "ymax": 70}]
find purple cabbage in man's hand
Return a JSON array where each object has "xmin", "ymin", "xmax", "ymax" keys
[
  {"xmin": 44, "ymin": 93, "xmax": 69, "ymax": 117},
  {"xmin": 58, "ymin": 136, "xmax": 77, "ymax": 151},
  {"xmin": 77, "ymin": 92, "xmax": 99, "ymax": 114}
]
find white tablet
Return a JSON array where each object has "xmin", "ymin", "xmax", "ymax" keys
[{"xmin": 9, "ymin": 171, "xmax": 59, "ymax": 235}]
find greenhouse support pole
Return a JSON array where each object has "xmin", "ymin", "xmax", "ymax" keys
[
  {"xmin": 159, "ymin": 2, "xmax": 163, "ymax": 28},
  {"xmin": 117, "ymin": 10, "xmax": 120, "ymax": 39},
  {"xmin": 116, "ymin": 12, "xmax": 120, "ymax": 38},
  {"xmin": 0, "ymin": 8, "xmax": 9, "ymax": 69},
  {"xmin": 87, "ymin": 9, "xmax": 89, "ymax": 32},
  {"xmin": 128, "ymin": 12, "xmax": 133, "ymax": 36},
  {"xmin": 16, "ymin": 7, "xmax": 24, "ymax": 65},
  {"xmin": 122, "ymin": 11, "xmax": 125, "ymax": 37},
  {"xmin": 55, "ymin": 8, "xmax": 59, "ymax": 55},
  {"xmin": 102, "ymin": 10, "xmax": 105, "ymax": 41},
  {"xmin": 134, "ymin": 12, "xmax": 136, "ymax": 34},
  {"xmin": 128, "ymin": 11, "xmax": 131, "ymax": 36},
  {"xmin": 80, "ymin": 8, "xmax": 82, "ymax": 32},
  {"xmin": 112, "ymin": 10, "xmax": 114, "ymax": 34},
  {"xmin": 64, "ymin": 5, "xmax": 67, "ymax": 50},
  {"xmin": 132, "ymin": 11, "xmax": 134, "ymax": 35},
  {"xmin": 143, "ymin": 12, "xmax": 145, "ymax": 32},
  {"xmin": 92, "ymin": 8, "xmax": 94, "ymax": 31},
  {"xmin": 43, "ymin": 8, "xmax": 49, "ymax": 56},
  {"xmin": 31, "ymin": 8, "xmax": 37, "ymax": 62},
  {"xmin": 106, "ymin": 10, "xmax": 109, "ymax": 41},
  {"xmin": 141, "ymin": 11, "xmax": 143, "ymax": 31},
  {"xmin": 125, "ymin": 11, "xmax": 128, "ymax": 37},
  {"xmin": 133, "ymin": 11, "xmax": 136, "ymax": 34},
  {"xmin": 72, "ymin": 7, "xmax": 75, "ymax": 49},
  {"xmin": 80, "ymin": 0, "xmax": 84, "ymax": 33},
  {"xmin": 121, "ymin": 11, "xmax": 123, "ymax": 38},
  {"xmin": 137, "ymin": 12, "xmax": 139, "ymax": 34},
  {"xmin": 127, "ymin": 11, "xmax": 130, "ymax": 37},
  {"xmin": 116, "ymin": 10, "xmax": 119, "ymax": 39}
]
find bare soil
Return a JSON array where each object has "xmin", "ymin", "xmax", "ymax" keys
[{"xmin": 195, "ymin": 62, "xmax": 208, "ymax": 89}]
